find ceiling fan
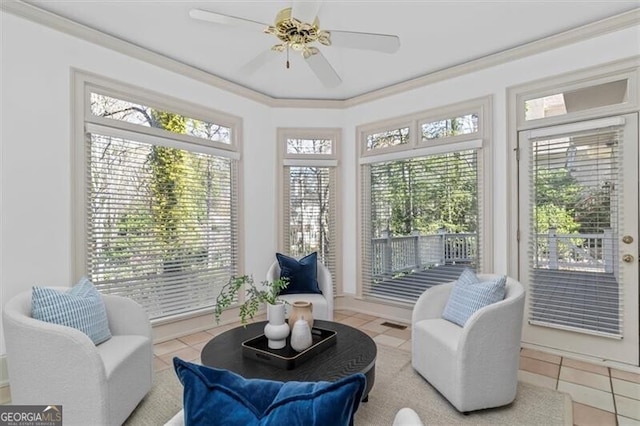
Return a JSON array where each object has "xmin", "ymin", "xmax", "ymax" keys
[{"xmin": 189, "ymin": 1, "xmax": 401, "ymax": 88}]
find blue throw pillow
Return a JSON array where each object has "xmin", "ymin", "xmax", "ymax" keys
[
  {"xmin": 31, "ymin": 277, "xmax": 112, "ymax": 345},
  {"xmin": 173, "ymin": 358, "xmax": 366, "ymax": 426},
  {"xmin": 441, "ymin": 268, "xmax": 506, "ymax": 327},
  {"xmin": 276, "ymin": 252, "xmax": 322, "ymax": 295}
]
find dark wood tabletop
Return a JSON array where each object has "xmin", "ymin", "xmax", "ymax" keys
[{"xmin": 200, "ymin": 319, "xmax": 377, "ymax": 400}]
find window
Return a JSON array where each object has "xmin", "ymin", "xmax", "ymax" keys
[
  {"xmin": 421, "ymin": 113, "xmax": 478, "ymax": 141},
  {"xmin": 75, "ymin": 75, "xmax": 241, "ymax": 320},
  {"xmin": 526, "ymin": 122, "xmax": 624, "ymax": 335},
  {"xmin": 278, "ymin": 129, "xmax": 340, "ymax": 294},
  {"xmin": 524, "ymin": 79, "xmax": 629, "ymax": 122},
  {"xmin": 358, "ymin": 99, "xmax": 491, "ymax": 305},
  {"xmin": 365, "ymin": 127, "xmax": 410, "ymax": 151}
]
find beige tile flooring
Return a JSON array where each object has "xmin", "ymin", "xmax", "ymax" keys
[{"xmin": 155, "ymin": 309, "xmax": 640, "ymax": 426}]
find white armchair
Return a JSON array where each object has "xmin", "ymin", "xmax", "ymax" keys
[
  {"xmin": 411, "ymin": 275, "xmax": 525, "ymax": 413},
  {"xmin": 3, "ymin": 287, "xmax": 153, "ymax": 426},
  {"xmin": 266, "ymin": 260, "xmax": 334, "ymax": 321}
]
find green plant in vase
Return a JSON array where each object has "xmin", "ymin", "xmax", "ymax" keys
[{"xmin": 214, "ymin": 275, "xmax": 289, "ymax": 325}]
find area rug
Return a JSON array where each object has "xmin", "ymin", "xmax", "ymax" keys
[{"xmin": 125, "ymin": 345, "xmax": 571, "ymax": 425}]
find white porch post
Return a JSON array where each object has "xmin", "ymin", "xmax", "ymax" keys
[
  {"xmin": 438, "ymin": 228, "xmax": 446, "ymax": 265},
  {"xmin": 548, "ymin": 227, "xmax": 558, "ymax": 270},
  {"xmin": 603, "ymin": 228, "xmax": 614, "ymax": 274},
  {"xmin": 412, "ymin": 229, "xmax": 421, "ymax": 269},
  {"xmin": 382, "ymin": 229, "xmax": 393, "ymax": 275}
]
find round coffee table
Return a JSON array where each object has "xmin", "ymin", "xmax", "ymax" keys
[{"xmin": 201, "ymin": 319, "xmax": 377, "ymax": 400}]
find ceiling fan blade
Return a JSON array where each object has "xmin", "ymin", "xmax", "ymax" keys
[
  {"xmin": 305, "ymin": 51, "xmax": 341, "ymax": 88},
  {"xmin": 329, "ymin": 30, "xmax": 400, "ymax": 54},
  {"xmin": 239, "ymin": 50, "xmax": 281, "ymax": 75},
  {"xmin": 189, "ymin": 9, "xmax": 267, "ymax": 31},
  {"xmin": 291, "ymin": 0, "xmax": 322, "ymax": 24}
]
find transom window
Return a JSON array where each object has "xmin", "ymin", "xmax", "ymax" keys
[
  {"xmin": 365, "ymin": 127, "xmax": 410, "ymax": 151},
  {"xmin": 421, "ymin": 113, "xmax": 478, "ymax": 141}
]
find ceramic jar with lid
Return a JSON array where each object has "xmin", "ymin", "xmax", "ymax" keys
[
  {"xmin": 288, "ymin": 301, "xmax": 313, "ymax": 330},
  {"xmin": 290, "ymin": 318, "xmax": 313, "ymax": 352}
]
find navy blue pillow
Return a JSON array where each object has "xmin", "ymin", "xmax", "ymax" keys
[
  {"xmin": 173, "ymin": 358, "xmax": 366, "ymax": 426},
  {"xmin": 276, "ymin": 252, "xmax": 322, "ymax": 295}
]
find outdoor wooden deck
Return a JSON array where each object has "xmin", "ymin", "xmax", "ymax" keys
[{"xmin": 369, "ymin": 265, "xmax": 620, "ymax": 335}]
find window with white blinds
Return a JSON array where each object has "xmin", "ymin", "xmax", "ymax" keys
[
  {"xmin": 358, "ymin": 99, "xmax": 490, "ymax": 305},
  {"xmin": 361, "ymin": 149, "xmax": 481, "ymax": 303},
  {"xmin": 527, "ymin": 123, "xmax": 624, "ymax": 336},
  {"xmin": 279, "ymin": 129, "xmax": 340, "ymax": 293},
  {"xmin": 80, "ymin": 86, "xmax": 241, "ymax": 320}
]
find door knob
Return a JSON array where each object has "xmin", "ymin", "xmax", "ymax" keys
[
  {"xmin": 622, "ymin": 235, "xmax": 634, "ymax": 244},
  {"xmin": 622, "ymin": 254, "xmax": 634, "ymax": 263}
]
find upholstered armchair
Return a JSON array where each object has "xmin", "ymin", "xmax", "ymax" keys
[
  {"xmin": 266, "ymin": 260, "xmax": 334, "ymax": 321},
  {"xmin": 3, "ymin": 287, "xmax": 153, "ymax": 426},
  {"xmin": 411, "ymin": 275, "xmax": 525, "ymax": 412}
]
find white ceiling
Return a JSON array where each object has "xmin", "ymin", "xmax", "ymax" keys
[{"xmin": 23, "ymin": 1, "xmax": 640, "ymax": 101}]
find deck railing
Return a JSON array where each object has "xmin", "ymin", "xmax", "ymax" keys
[
  {"xmin": 535, "ymin": 227, "xmax": 614, "ymax": 273},
  {"xmin": 372, "ymin": 228, "xmax": 614, "ymax": 277},
  {"xmin": 372, "ymin": 231, "xmax": 476, "ymax": 277}
]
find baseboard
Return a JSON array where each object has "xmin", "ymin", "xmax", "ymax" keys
[
  {"xmin": 151, "ymin": 296, "xmax": 413, "ymax": 343},
  {"xmin": 335, "ymin": 295, "xmax": 412, "ymax": 324},
  {"xmin": 152, "ymin": 305, "xmax": 263, "ymax": 344}
]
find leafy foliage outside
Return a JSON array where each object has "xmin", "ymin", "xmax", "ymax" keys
[{"xmin": 88, "ymin": 94, "xmax": 235, "ymax": 318}]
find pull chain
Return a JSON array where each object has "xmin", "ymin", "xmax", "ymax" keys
[{"xmin": 286, "ymin": 45, "xmax": 290, "ymax": 69}]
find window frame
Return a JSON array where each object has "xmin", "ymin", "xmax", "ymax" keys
[
  {"xmin": 507, "ymin": 57, "xmax": 640, "ymax": 277},
  {"xmin": 277, "ymin": 127, "xmax": 342, "ymax": 295},
  {"xmin": 72, "ymin": 70, "xmax": 244, "ymax": 324},
  {"xmin": 356, "ymin": 96, "xmax": 493, "ymax": 303},
  {"xmin": 515, "ymin": 65, "xmax": 638, "ymax": 131}
]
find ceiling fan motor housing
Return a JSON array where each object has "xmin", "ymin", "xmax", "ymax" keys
[{"xmin": 266, "ymin": 8, "xmax": 330, "ymax": 53}]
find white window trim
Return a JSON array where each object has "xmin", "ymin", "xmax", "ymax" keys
[
  {"xmin": 356, "ymin": 96, "xmax": 493, "ymax": 301},
  {"xmin": 276, "ymin": 127, "xmax": 342, "ymax": 295},
  {"xmin": 515, "ymin": 58, "xmax": 639, "ymax": 131},
  {"xmin": 506, "ymin": 57, "xmax": 640, "ymax": 277},
  {"xmin": 279, "ymin": 127, "xmax": 339, "ymax": 160},
  {"xmin": 72, "ymin": 69, "xmax": 244, "ymax": 322}
]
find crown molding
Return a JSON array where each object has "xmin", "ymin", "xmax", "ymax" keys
[
  {"xmin": 0, "ymin": 0, "xmax": 275, "ymax": 106},
  {"xmin": 343, "ymin": 8, "xmax": 640, "ymax": 107},
  {"xmin": 2, "ymin": 1, "xmax": 639, "ymax": 109}
]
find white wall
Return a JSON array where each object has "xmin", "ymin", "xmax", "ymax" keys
[
  {"xmin": 2, "ymin": 8, "xmax": 638, "ymax": 360},
  {"xmin": 341, "ymin": 25, "xmax": 640, "ymax": 294},
  {"xmin": 0, "ymin": 12, "xmax": 273, "ymax": 357}
]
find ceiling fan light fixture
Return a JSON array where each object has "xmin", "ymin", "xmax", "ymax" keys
[{"xmin": 267, "ymin": 7, "xmax": 326, "ymax": 59}]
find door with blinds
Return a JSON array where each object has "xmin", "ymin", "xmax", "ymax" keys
[{"xmin": 518, "ymin": 114, "xmax": 639, "ymax": 364}]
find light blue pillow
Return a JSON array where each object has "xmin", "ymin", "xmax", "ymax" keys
[
  {"xmin": 32, "ymin": 277, "xmax": 112, "ymax": 345},
  {"xmin": 441, "ymin": 268, "xmax": 506, "ymax": 327},
  {"xmin": 173, "ymin": 357, "xmax": 366, "ymax": 426}
]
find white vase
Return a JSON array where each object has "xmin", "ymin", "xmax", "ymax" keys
[
  {"xmin": 290, "ymin": 318, "xmax": 313, "ymax": 352},
  {"xmin": 264, "ymin": 302, "xmax": 289, "ymax": 349}
]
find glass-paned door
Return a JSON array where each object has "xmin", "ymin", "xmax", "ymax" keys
[{"xmin": 518, "ymin": 114, "xmax": 639, "ymax": 365}]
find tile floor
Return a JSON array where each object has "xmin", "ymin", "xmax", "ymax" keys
[{"xmin": 155, "ymin": 309, "xmax": 639, "ymax": 426}]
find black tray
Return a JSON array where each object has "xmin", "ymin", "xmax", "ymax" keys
[{"xmin": 242, "ymin": 326, "xmax": 337, "ymax": 370}]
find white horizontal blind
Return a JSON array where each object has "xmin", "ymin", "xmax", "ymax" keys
[
  {"xmin": 283, "ymin": 166, "xmax": 337, "ymax": 291},
  {"xmin": 528, "ymin": 125, "xmax": 623, "ymax": 336},
  {"xmin": 361, "ymin": 150, "xmax": 481, "ymax": 303},
  {"xmin": 86, "ymin": 132, "xmax": 238, "ymax": 319}
]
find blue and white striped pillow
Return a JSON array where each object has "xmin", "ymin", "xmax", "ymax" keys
[
  {"xmin": 441, "ymin": 269, "xmax": 506, "ymax": 327},
  {"xmin": 31, "ymin": 277, "xmax": 112, "ymax": 345}
]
